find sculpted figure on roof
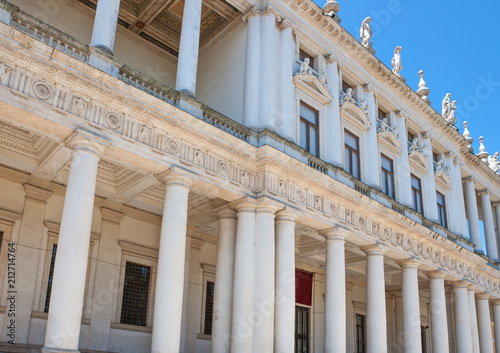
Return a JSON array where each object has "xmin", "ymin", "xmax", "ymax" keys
[
  {"xmin": 441, "ymin": 93, "xmax": 452, "ymax": 119},
  {"xmin": 391, "ymin": 46, "xmax": 403, "ymax": 76},
  {"xmin": 360, "ymin": 17, "xmax": 373, "ymax": 48}
]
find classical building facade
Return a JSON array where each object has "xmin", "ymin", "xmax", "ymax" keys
[{"xmin": 0, "ymin": 0, "xmax": 499, "ymax": 352}]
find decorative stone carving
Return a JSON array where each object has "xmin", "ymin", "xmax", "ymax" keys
[
  {"xmin": 463, "ymin": 121, "xmax": 474, "ymax": 152},
  {"xmin": 441, "ymin": 93, "xmax": 451, "ymax": 119},
  {"xmin": 408, "ymin": 136, "xmax": 426, "ymax": 155},
  {"xmin": 447, "ymin": 100, "xmax": 457, "ymax": 126},
  {"xmin": 318, "ymin": 71, "xmax": 330, "ymax": 89},
  {"xmin": 408, "ymin": 135, "xmax": 429, "ymax": 172},
  {"xmin": 478, "ymin": 136, "xmax": 489, "ymax": 162},
  {"xmin": 323, "ymin": 0, "xmax": 340, "ymax": 16},
  {"xmin": 391, "ymin": 46, "xmax": 403, "ymax": 77},
  {"xmin": 434, "ymin": 158, "xmax": 452, "ymax": 189},
  {"xmin": 299, "ymin": 57, "xmax": 313, "ymax": 75},
  {"xmin": 33, "ymin": 81, "xmax": 52, "ymax": 100},
  {"xmin": 416, "ymin": 70, "xmax": 431, "ymax": 104},
  {"xmin": 487, "ymin": 152, "xmax": 500, "ymax": 173},
  {"xmin": 377, "ymin": 118, "xmax": 401, "ymax": 152},
  {"xmin": 340, "ymin": 87, "xmax": 355, "ymax": 105},
  {"xmin": 339, "ymin": 88, "xmax": 370, "ymax": 131},
  {"xmin": 360, "ymin": 17, "xmax": 373, "ymax": 48}
]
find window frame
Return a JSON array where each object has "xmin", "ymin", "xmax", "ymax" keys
[
  {"xmin": 199, "ymin": 263, "xmax": 216, "ymax": 339},
  {"xmin": 380, "ymin": 153, "xmax": 395, "ymax": 199},
  {"xmin": 295, "ymin": 95, "xmax": 324, "ymax": 159},
  {"xmin": 352, "ymin": 301, "xmax": 367, "ymax": 353},
  {"xmin": 0, "ymin": 210, "xmax": 21, "ymax": 307},
  {"xmin": 436, "ymin": 190, "xmax": 448, "ymax": 228},
  {"xmin": 299, "ymin": 101, "xmax": 320, "ymax": 157},
  {"xmin": 344, "ymin": 129, "xmax": 361, "ymax": 179},
  {"xmin": 299, "ymin": 49, "xmax": 315, "ymax": 71},
  {"xmin": 295, "ymin": 304, "xmax": 311, "ymax": 353},
  {"xmin": 411, "ymin": 174, "xmax": 424, "ymax": 214}
]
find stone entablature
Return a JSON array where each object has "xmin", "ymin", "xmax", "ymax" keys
[{"xmin": 1, "ymin": 20, "xmax": 500, "ymax": 300}]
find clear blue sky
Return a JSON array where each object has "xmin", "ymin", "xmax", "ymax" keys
[{"xmin": 313, "ymin": 0, "xmax": 500, "ymax": 155}]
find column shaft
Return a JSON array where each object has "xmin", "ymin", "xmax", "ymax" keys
[
  {"xmin": 324, "ymin": 59, "xmax": 342, "ymax": 167},
  {"xmin": 427, "ymin": 272, "xmax": 449, "ymax": 353},
  {"xmin": 43, "ymin": 136, "xmax": 104, "ymax": 353},
  {"xmin": 278, "ymin": 25, "xmax": 296, "ymax": 141},
  {"xmin": 464, "ymin": 179, "xmax": 482, "ymax": 251},
  {"xmin": 91, "ymin": 0, "xmax": 121, "ymax": 54},
  {"xmin": 243, "ymin": 14, "xmax": 261, "ymax": 129},
  {"xmin": 231, "ymin": 202, "xmax": 256, "ymax": 353},
  {"xmin": 395, "ymin": 113, "xmax": 412, "ymax": 207},
  {"xmin": 394, "ymin": 294, "xmax": 403, "ymax": 353},
  {"xmin": 175, "ymin": 0, "xmax": 203, "ymax": 95},
  {"xmin": 323, "ymin": 229, "xmax": 347, "ymax": 353},
  {"xmin": 258, "ymin": 13, "xmax": 277, "ymax": 131},
  {"xmin": 399, "ymin": 260, "xmax": 422, "ymax": 353},
  {"xmin": 481, "ymin": 192, "xmax": 499, "ymax": 259},
  {"xmin": 468, "ymin": 288, "xmax": 480, "ymax": 353},
  {"xmin": 211, "ymin": 209, "xmax": 237, "ymax": 353},
  {"xmin": 274, "ymin": 211, "xmax": 296, "ymax": 353},
  {"xmin": 151, "ymin": 173, "xmax": 191, "ymax": 353},
  {"xmin": 453, "ymin": 283, "xmax": 473, "ymax": 353},
  {"xmin": 363, "ymin": 88, "xmax": 381, "ymax": 188},
  {"xmin": 421, "ymin": 136, "xmax": 439, "ymax": 222},
  {"xmin": 476, "ymin": 294, "xmax": 494, "ymax": 353},
  {"xmin": 252, "ymin": 203, "xmax": 277, "ymax": 352},
  {"xmin": 365, "ymin": 246, "xmax": 387, "ymax": 353},
  {"xmin": 493, "ymin": 302, "xmax": 500, "ymax": 353},
  {"xmin": 450, "ymin": 158, "xmax": 468, "ymax": 237}
]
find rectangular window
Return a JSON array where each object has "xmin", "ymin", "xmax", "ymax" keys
[
  {"xmin": 295, "ymin": 306, "xmax": 309, "ymax": 353},
  {"xmin": 407, "ymin": 132, "xmax": 415, "ymax": 150},
  {"xmin": 44, "ymin": 244, "xmax": 57, "ymax": 313},
  {"xmin": 381, "ymin": 154, "xmax": 395, "ymax": 198},
  {"xmin": 411, "ymin": 174, "xmax": 423, "ymax": 214},
  {"xmin": 356, "ymin": 314, "xmax": 367, "ymax": 353},
  {"xmin": 120, "ymin": 262, "xmax": 151, "ymax": 326},
  {"xmin": 345, "ymin": 130, "xmax": 360, "ymax": 179},
  {"xmin": 204, "ymin": 281, "xmax": 215, "ymax": 335},
  {"xmin": 299, "ymin": 102, "xmax": 319, "ymax": 157},
  {"xmin": 299, "ymin": 49, "xmax": 314, "ymax": 69},
  {"xmin": 342, "ymin": 81, "xmax": 353, "ymax": 93},
  {"xmin": 436, "ymin": 191, "xmax": 447, "ymax": 228}
]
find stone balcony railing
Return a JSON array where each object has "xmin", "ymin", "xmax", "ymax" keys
[{"xmin": 0, "ymin": 0, "xmax": 486, "ymax": 263}]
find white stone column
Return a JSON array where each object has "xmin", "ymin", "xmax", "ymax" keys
[
  {"xmin": 495, "ymin": 204, "xmax": 500, "ymax": 257},
  {"xmin": 175, "ymin": 0, "xmax": 203, "ymax": 95},
  {"xmin": 453, "ymin": 281, "xmax": 473, "ymax": 353},
  {"xmin": 151, "ymin": 169, "xmax": 192, "ymax": 353},
  {"xmin": 393, "ymin": 292, "xmax": 403, "ymax": 353},
  {"xmin": 278, "ymin": 22, "xmax": 296, "ymax": 142},
  {"xmin": 445, "ymin": 286, "xmax": 457, "ymax": 353},
  {"xmin": 88, "ymin": 208, "xmax": 124, "ymax": 352},
  {"xmin": 211, "ymin": 207, "xmax": 237, "ymax": 353},
  {"xmin": 324, "ymin": 56, "xmax": 342, "ymax": 167},
  {"xmin": 274, "ymin": 210, "xmax": 296, "ymax": 353},
  {"xmin": 91, "ymin": 0, "xmax": 121, "ymax": 54},
  {"xmin": 468, "ymin": 286, "xmax": 481, "ymax": 353},
  {"xmin": 258, "ymin": 12, "xmax": 277, "ymax": 131},
  {"xmin": 322, "ymin": 227, "xmax": 348, "ymax": 353},
  {"xmin": 243, "ymin": 12, "xmax": 261, "ymax": 129},
  {"xmin": 449, "ymin": 156, "xmax": 468, "ymax": 237},
  {"xmin": 480, "ymin": 190, "xmax": 499, "ymax": 259},
  {"xmin": 253, "ymin": 199, "xmax": 279, "ymax": 352},
  {"xmin": 427, "ymin": 271, "xmax": 450, "ymax": 353},
  {"xmin": 16, "ymin": 185, "xmax": 52, "ymax": 344},
  {"xmin": 398, "ymin": 259, "xmax": 422, "ymax": 353},
  {"xmin": 464, "ymin": 177, "xmax": 483, "ymax": 252},
  {"xmin": 476, "ymin": 293, "xmax": 494, "ymax": 353},
  {"xmin": 395, "ymin": 112, "xmax": 412, "ymax": 207},
  {"xmin": 42, "ymin": 132, "xmax": 106, "ymax": 353},
  {"xmin": 231, "ymin": 200, "xmax": 256, "ymax": 353},
  {"xmin": 363, "ymin": 245, "xmax": 387, "ymax": 353},
  {"xmin": 386, "ymin": 293, "xmax": 396, "ymax": 353},
  {"xmin": 492, "ymin": 301, "xmax": 500, "ymax": 353},
  {"xmin": 363, "ymin": 85, "xmax": 381, "ymax": 189},
  {"xmin": 421, "ymin": 134, "xmax": 439, "ymax": 222}
]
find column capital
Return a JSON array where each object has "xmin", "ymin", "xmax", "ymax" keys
[
  {"xmin": 451, "ymin": 280, "xmax": 470, "ymax": 289},
  {"xmin": 462, "ymin": 175, "xmax": 475, "ymax": 183},
  {"xmin": 66, "ymin": 129, "xmax": 109, "ymax": 157},
  {"xmin": 421, "ymin": 131, "xmax": 432, "ymax": 140},
  {"xmin": 278, "ymin": 19, "xmax": 296, "ymax": 33},
  {"xmin": 100, "ymin": 207, "xmax": 125, "ymax": 224},
  {"xmin": 320, "ymin": 225, "xmax": 349, "ymax": 241},
  {"xmin": 242, "ymin": 6, "xmax": 262, "ymax": 21},
  {"xmin": 360, "ymin": 243, "xmax": 386, "ymax": 255},
  {"xmin": 491, "ymin": 299, "xmax": 500, "ymax": 306},
  {"xmin": 425, "ymin": 270, "xmax": 446, "ymax": 280},
  {"xmin": 275, "ymin": 208, "xmax": 298, "ymax": 223},
  {"xmin": 157, "ymin": 167, "xmax": 194, "ymax": 188},
  {"xmin": 475, "ymin": 292, "xmax": 490, "ymax": 301},
  {"xmin": 395, "ymin": 110, "xmax": 409, "ymax": 120},
  {"xmin": 478, "ymin": 189, "xmax": 491, "ymax": 196},
  {"xmin": 396, "ymin": 258, "xmax": 420, "ymax": 269},
  {"xmin": 467, "ymin": 284, "xmax": 477, "ymax": 292},
  {"xmin": 229, "ymin": 197, "xmax": 256, "ymax": 212},
  {"xmin": 23, "ymin": 184, "xmax": 52, "ymax": 203},
  {"xmin": 362, "ymin": 82, "xmax": 376, "ymax": 93},
  {"xmin": 214, "ymin": 205, "xmax": 237, "ymax": 219},
  {"xmin": 255, "ymin": 197, "xmax": 282, "ymax": 214},
  {"xmin": 492, "ymin": 201, "xmax": 500, "ymax": 207},
  {"xmin": 325, "ymin": 53, "xmax": 339, "ymax": 64}
]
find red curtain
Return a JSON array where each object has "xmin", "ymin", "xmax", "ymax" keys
[{"xmin": 295, "ymin": 269, "xmax": 313, "ymax": 306}]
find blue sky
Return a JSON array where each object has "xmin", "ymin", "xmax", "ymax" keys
[{"xmin": 313, "ymin": 0, "xmax": 500, "ymax": 155}]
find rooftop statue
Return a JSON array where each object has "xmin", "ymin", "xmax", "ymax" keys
[
  {"xmin": 299, "ymin": 57, "xmax": 313, "ymax": 75},
  {"xmin": 391, "ymin": 46, "xmax": 403, "ymax": 77},
  {"xmin": 360, "ymin": 17, "xmax": 373, "ymax": 48},
  {"xmin": 488, "ymin": 153, "xmax": 500, "ymax": 173},
  {"xmin": 447, "ymin": 100, "xmax": 457, "ymax": 126},
  {"xmin": 441, "ymin": 93, "xmax": 452, "ymax": 120}
]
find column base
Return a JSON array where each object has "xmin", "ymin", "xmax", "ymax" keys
[
  {"xmin": 41, "ymin": 347, "xmax": 80, "ymax": 353},
  {"xmin": 177, "ymin": 94, "xmax": 203, "ymax": 119},
  {"xmin": 88, "ymin": 48, "xmax": 119, "ymax": 77},
  {"xmin": 0, "ymin": 8, "xmax": 11, "ymax": 24}
]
